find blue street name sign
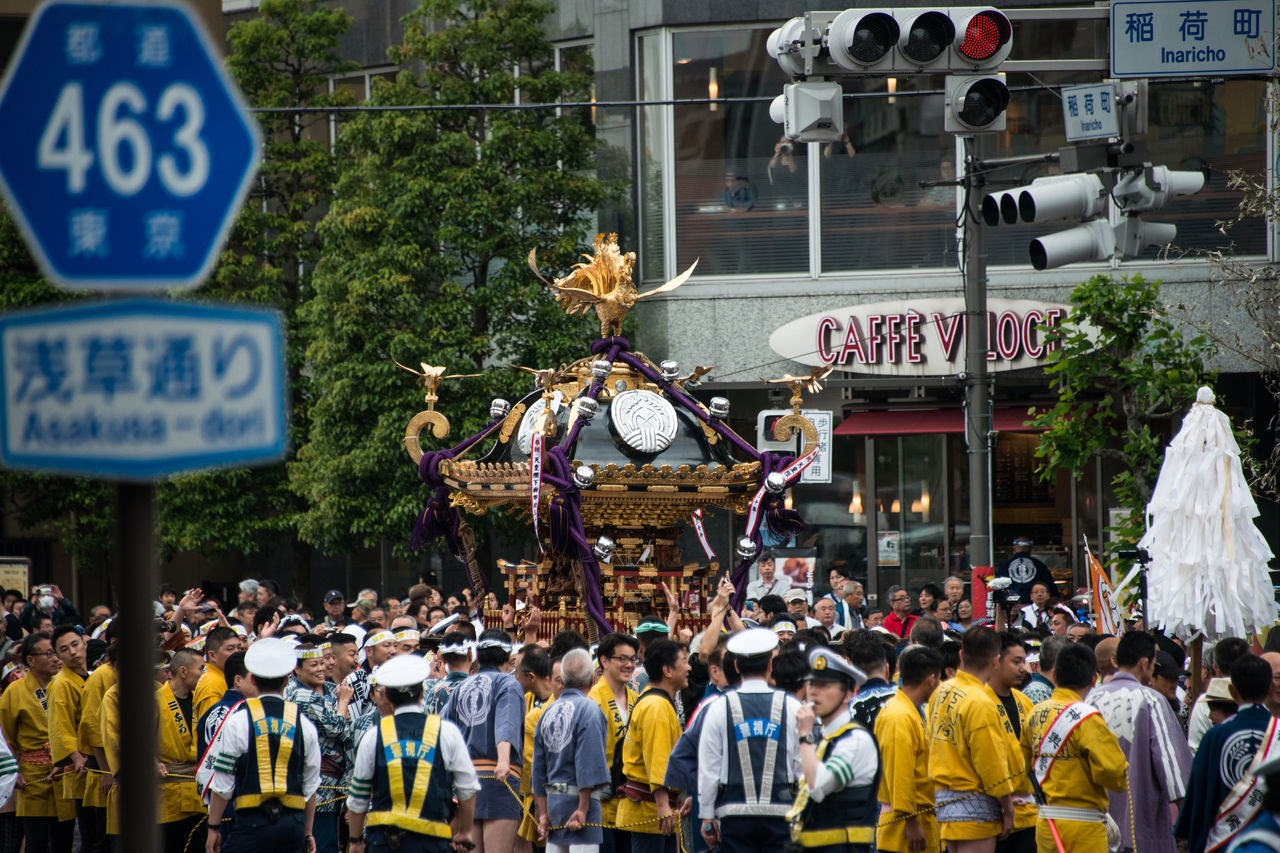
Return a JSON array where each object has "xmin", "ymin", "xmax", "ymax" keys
[
  {"xmin": 0, "ymin": 300, "xmax": 287, "ymax": 480},
  {"xmin": 0, "ymin": 0, "xmax": 261, "ymax": 290},
  {"xmin": 1111, "ymin": 0, "xmax": 1277, "ymax": 77}
]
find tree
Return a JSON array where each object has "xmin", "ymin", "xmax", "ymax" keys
[
  {"xmin": 0, "ymin": 209, "xmax": 115, "ymax": 576},
  {"xmin": 293, "ymin": 0, "xmax": 611, "ymax": 560},
  {"xmin": 1030, "ymin": 274, "xmax": 1216, "ymax": 552},
  {"xmin": 155, "ymin": 0, "xmax": 352, "ymax": 602}
]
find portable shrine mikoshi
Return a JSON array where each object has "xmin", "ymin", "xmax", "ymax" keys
[{"xmin": 402, "ymin": 234, "xmax": 824, "ymax": 642}]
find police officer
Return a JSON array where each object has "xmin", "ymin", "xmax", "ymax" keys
[
  {"xmin": 205, "ymin": 638, "xmax": 322, "ymax": 853},
  {"xmin": 698, "ymin": 628, "xmax": 803, "ymax": 853},
  {"xmin": 346, "ymin": 654, "xmax": 479, "ymax": 853},
  {"xmin": 787, "ymin": 647, "xmax": 880, "ymax": 853}
]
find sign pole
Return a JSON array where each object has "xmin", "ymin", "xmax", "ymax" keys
[
  {"xmin": 116, "ymin": 482, "xmax": 158, "ymax": 853},
  {"xmin": 963, "ymin": 134, "xmax": 994, "ymax": 613}
]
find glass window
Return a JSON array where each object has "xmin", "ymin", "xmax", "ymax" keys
[
  {"xmin": 638, "ymin": 32, "xmax": 667, "ymax": 282},
  {"xmin": 792, "ymin": 435, "xmax": 871, "ymax": 589},
  {"xmin": 873, "ymin": 435, "xmax": 947, "ymax": 597},
  {"xmin": 671, "ymin": 29, "xmax": 807, "ymax": 277},
  {"xmin": 820, "ymin": 78, "xmax": 959, "ymax": 272}
]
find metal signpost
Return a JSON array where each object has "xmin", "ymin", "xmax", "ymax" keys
[
  {"xmin": 1111, "ymin": 0, "xmax": 1277, "ymax": 77},
  {"xmin": 0, "ymin": 2, "xmax": 266, "ymax": 852}
]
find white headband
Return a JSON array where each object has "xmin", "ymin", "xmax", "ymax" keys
[
  {"xmin": 440, "ymin": 640, "xmax": 475, "ymax": 655},
  {"xmin": 477, "ymin": 638, "xmax": 513, "ymax": 652}
]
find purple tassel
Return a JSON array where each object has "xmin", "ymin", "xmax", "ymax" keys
[
  {"xmin": 764, "ymin": 497, "xmax": 808, "ymax": 537},
  {"xmin": 548, "ymin": 494, "xmax": 574, "ymax": 555}
]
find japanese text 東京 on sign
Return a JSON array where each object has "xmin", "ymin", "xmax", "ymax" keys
[{"xmin": 0, "ymin": 300, "xmax": 286, "ymax": 480}]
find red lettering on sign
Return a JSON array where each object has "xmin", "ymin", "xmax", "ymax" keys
[
  {"xmin": 996, "ymin": 311, "xmax": 1021, "ymax": 360},
  {"xmin": 883, "ymin": 314, "xmax": 902, "ymax": 363},
  {"xmin": 866, "ymin": 315, "xmax": 884, "ymax": 364},
  {"xmin": 816, "ymin": 316, "xmax": 839, "ymax": 364},
  {"xmin": 905, "ymin": 312, "xmax": 923, "ymax": 364},
  {"xmin": 1022, "ymin": 310, "xmax": 1045, "ymax": 359},
  {"xmin": 933, "ymin": 312, "xmax": 964, "ymax": 362},
  {"xmin": 1044, "ymin": 308, "xmax": 1065, "ymax": 353},
  {"xmin": 837, "ymin": 316, "xmax": 868, "ymax": 364}
]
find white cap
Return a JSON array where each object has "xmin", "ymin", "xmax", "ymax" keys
[
  {"xmin": 244, "ymin": 638, "xmax": 298, "ymax": 679},
  {"xmin": 726, "ymin": 628, "xmax": 779, "ymax": 659},
  {"xmin": 429, "ymin": 614, "xmax": 461, "ymax": 635},
  {"xmin": 372, "ymin": 654, "xmax": 431, "ymax": 688}
]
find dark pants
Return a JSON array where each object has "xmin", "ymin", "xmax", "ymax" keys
[
  {"xmin": 20, "ymin": 816, "xmax": 73, "ymax": 853},
  {"xmin": 0, "ymin": 813, "xmax": 21, "ymax": 853},
  {"xmin": 162, "ymin": 815, "xmax": 205, "ymax": 853},
  {"xmin": 630, "ymin": 832, "xmax": 678, "ymax": 853},
  {"xmin": 717, "ymin": 817, "xmax": 789, "ymax": 853},
  {"xmin": 995, "ymin": 827, "xmax": 1037, "ymax": 853},
  {"xmin": 223, "ymin": 808, "xmax": 306, "ymax": 853},
  {"xmin": 79, "ymin": 803, "xmax": 109, "ymax": 853},
  {"xmin": 365, "ymin": 827, "xmax": 454, "ymax": 853},
  {"xmin": 601, "ymin": 828, "xmax": 631, "ymax": 853},
  {"xmin": 312, "ymin": 810, "xmax": 339, "ymax": 853}
]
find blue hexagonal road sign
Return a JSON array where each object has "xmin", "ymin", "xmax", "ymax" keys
[{"xmin": 0, "ymin": 0, "xmax": 261, "ymax": 290}]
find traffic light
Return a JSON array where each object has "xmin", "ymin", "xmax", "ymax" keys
[
  {"xmin": 982, "ymin": 166, "xmax": 1205, "ymax": 270},
  {"xmin": 944, "ymin": 74, "xmax": 1010, "ymax": 132},
  {"xmin": 772, "ymin": 7, "xmax": 1011, "ymax": 77}
]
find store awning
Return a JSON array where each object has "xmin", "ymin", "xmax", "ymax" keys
[{"xmin": 833, "ymin": 406, "xmax": 1047, "ymax": 436}]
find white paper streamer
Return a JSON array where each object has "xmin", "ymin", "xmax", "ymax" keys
[
  {"xmin": 531, "ymin": 431, "xmax": 544, "ymax": 552},
  {"xmin": 1139, "ymin": 387, "xmax": 1277, "ymax": 641},
  {"xmin": 692, "ymin": 509, "xmax": 715, "ymax": 559}
]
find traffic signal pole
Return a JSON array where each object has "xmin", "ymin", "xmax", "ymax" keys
[{"xmin": 961, "ymin": 135, "xmax": 994, "ymax": 610}]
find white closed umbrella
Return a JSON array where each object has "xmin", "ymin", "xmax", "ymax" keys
[{"xmin": 1140, "ymin": 386, "xmax": 1277, "ymax": 642}]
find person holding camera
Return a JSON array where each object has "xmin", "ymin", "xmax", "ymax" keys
[{"xmin": 21, "ymin": 585, "xmax": 79, "ymax": 636}]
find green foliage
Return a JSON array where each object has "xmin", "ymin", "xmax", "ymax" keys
[
  {"xmin": 293, "ymin": 0, "xmax": 612, "ymax": 556},
  {"xmin": 1030, "ymin": 274, "xmax": 1215, "ymax": 553},
  {"xmin": 0, "ymin": 208, "xmax": 113, "ymax": 570},
  {"xmin": 155, "ymin": 0, "xmax": 352, "ymax": 575}
]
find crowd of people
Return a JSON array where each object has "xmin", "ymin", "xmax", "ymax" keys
[{"xmin": 0, "ymin": 565, "xmax": 1278, "ymax": 853}]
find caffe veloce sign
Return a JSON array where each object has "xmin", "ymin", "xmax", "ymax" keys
[{"xmin": 769, "ymin": 298, "xmax": 1078, "ymax": 377}]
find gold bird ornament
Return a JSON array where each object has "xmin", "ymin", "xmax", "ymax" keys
[{"xmin": 528, "ymin": 233, "xmax": 698, "ymax": 339}]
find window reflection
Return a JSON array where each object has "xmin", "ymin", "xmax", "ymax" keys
[{"xmin": 671, "ymin": 30, "xmax": 807, "ymax": 276}]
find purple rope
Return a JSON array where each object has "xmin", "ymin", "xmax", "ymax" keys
[{"xmin": 560, "ymin": 340, "xmax": 623, "ymax": 450}]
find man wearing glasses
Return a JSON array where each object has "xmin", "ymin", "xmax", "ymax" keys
[
  {"xmin": 589, "ymin": 632, "xmax": 640, "ymax": 853},
  {"xmin": 883, "ymin": 587, "xmax": 918, "ymax": 640},
  {"xmin": 0, "ymin": 633, "xmax": 68, "ymax": 853}
]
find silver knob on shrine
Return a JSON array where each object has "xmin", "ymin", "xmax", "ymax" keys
[
  {"xmin": 591, "ymin": 360, "xmax": 612, "ymax": 383},
  {"xmin": 490, "ymin": 398, "xmax": 511, "ymax": 419},
  {"xmin": 575, "ymin": 397, "xmax": 599, "ymax": 422},
  {"xmin": 573, "ymin": 465, "xmax": 595, "ymax": 489},
  {"xmin": 765, "ymin": 472, "xmax": 787, "ymax": 494},
  {"xmin": 594, "ymin": 536, "xmax": 615, "ymax": 563},
  {"xmin": 709, "ymin": 397, "xmax": 730, "ymax": 419},
  {"xmin": 660, "ymin": 360, "xmax": 679, "ymax": 382},
  {"xmin": 736, "ymin": 537, "xmax": 758, "ymax": 561}
]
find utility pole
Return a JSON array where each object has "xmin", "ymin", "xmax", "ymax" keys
[{"xmin": 962, "ymin": 134, "xmax": 994, "ymax": 612}]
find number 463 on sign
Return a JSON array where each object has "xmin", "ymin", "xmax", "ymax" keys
[{"xmin": 0, "ymin": 0, "xmax": 261, "ymax": 292}]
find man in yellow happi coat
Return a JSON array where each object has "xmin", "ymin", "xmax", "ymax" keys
[
  {"xmin": 0, "ymin": 632, "xmax": 73, "ymax": 852},
  {"xmin": 98, "ymin": 680, "xmax": 121, "ymax": 837},
  {"xmin": 618, "ymin": 639, "xmax": 689, "ymax": 853},
  {"xmin": 48, "ymin": 627, "xmax": 90, "ymax": 850},
  {"xmin": 157, "ymin": 649, "xmax": 207, "ymax": 853},
  {"xmin": 875, "ymin": 645, "xmax": 943, "ymax": 853},
  {"xmin": 987, "ymin": 633, "xmax": 1037, "ymax": 853},
  {"xmin": 77, "ymin": 645, "xmax": 116, "ymax": 850},
  {"xmin": 588, "ymin": 632, "xmax": 639, "ymax": 853},
  {"xmin": 515, "ymin": 645, "xmax": 556, "ymax": 846},
  {"xmin": 1026, "ymin": 643, "xmax": 1127, "ymax": 853},
  {"xmin": 193, "ymin": 626, "xmax": 243, "ymax": 722},
  {"xmin": 925, "ymin": 626, "xmax": 1019, "ymax": 853},
  {"xmin": 78, "ymin": 627, "xmax": 117, "ymax": 853}
]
